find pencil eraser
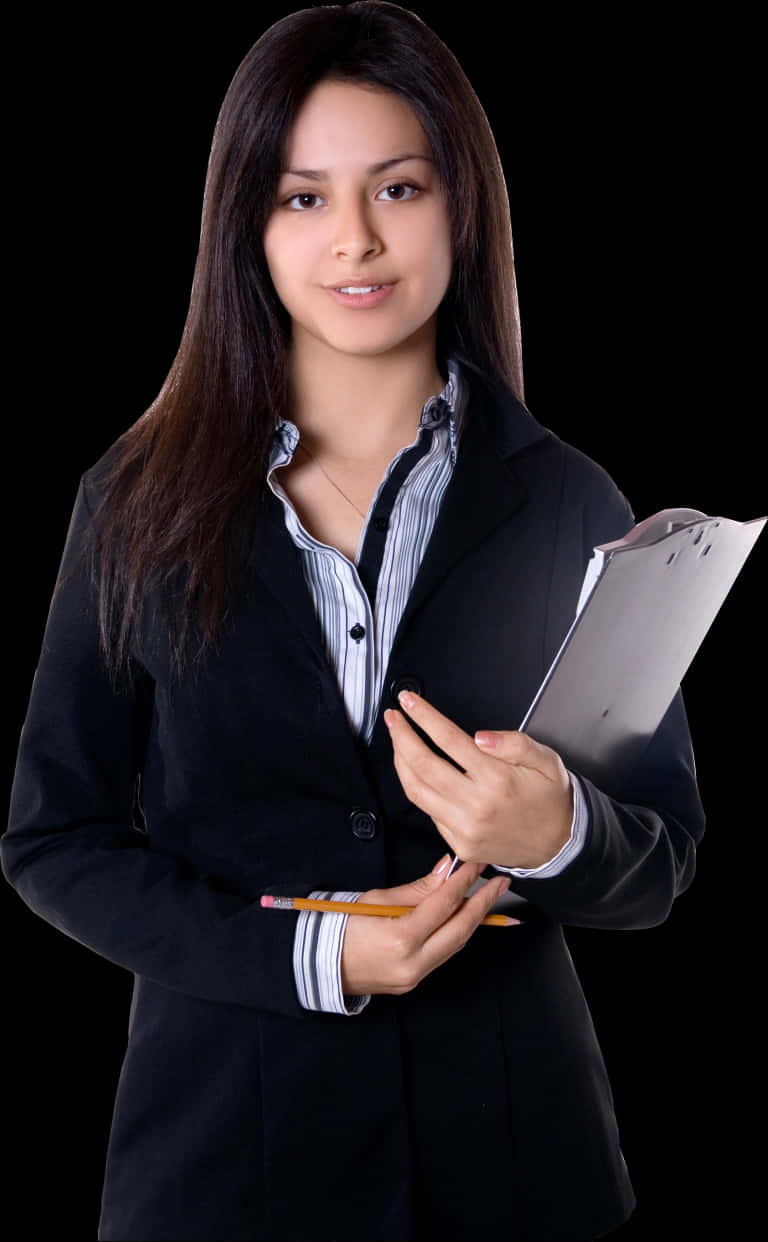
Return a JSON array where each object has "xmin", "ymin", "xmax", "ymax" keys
[{"xmin": 260, "ymin": 895, "xmax": 274, "ymax": 908}]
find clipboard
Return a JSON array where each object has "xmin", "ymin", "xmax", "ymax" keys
[{"xmin": 519, "ymin": 507, "xmax": 767, "ymax": 790}]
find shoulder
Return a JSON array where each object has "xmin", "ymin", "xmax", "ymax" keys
[
  {"xmin": 472, "ymin": 370, "xmax": 635, "ymax": 543},
  {"xmin": 484, "ymin": 372, "xmax": 633, "ymax": 519},
  {"xmin": 549, "ymin": 432, "xmax": 634, "ymax": 520},
  {"xmin": 78, "ymin": 432, "xmax": 146, "ymax": 520},
  {"xmin": 80, "ymin": 436, "xmax": 128, "ymax": 498},
  {"xmin": 530, "ymin": 426, "xmax": 636, "ymax": 548}
]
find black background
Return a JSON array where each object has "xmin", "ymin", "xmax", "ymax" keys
[{"xmin": 4, "ymin": 5, "xmax": 764, "ymax": 1239}]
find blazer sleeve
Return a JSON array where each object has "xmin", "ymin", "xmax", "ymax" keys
[
  {"xmin": 2, "ymin": 473, "xmax": 311, "ymax": 1019},
  {"xmin": 505, "ymin": 688, "xmax": 706, "ymax": 928},
  {"xmin": 504, "ymin": 447, "xmax": 707, "ymax": 928}
]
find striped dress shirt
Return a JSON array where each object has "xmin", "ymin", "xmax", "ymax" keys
[{"xmin": 266, "ymin": 356, "xmax": 588, "ymax": 1014}]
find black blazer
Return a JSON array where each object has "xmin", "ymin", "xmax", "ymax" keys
[{"xmin": 2, "ymin": 369, "xmax": 705, "ymax": 1242}]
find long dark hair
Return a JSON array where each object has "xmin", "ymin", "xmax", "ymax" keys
[{"xmin": 83, "ymin": 1, "xmax": 526, "ymax": 687}]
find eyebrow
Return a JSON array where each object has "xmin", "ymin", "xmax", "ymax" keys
[{"xmin": 280, "ymin": 154, "xmax": 435, "ymax": 181}]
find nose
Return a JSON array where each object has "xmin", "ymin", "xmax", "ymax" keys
[{"xmin": 331, "ymin": 194, "xmax": 383, "ymax": 261}]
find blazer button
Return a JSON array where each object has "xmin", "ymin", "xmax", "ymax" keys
[
  {"xmin": 350, "ymin": 809, "xmax": 377, "ymax": 840},
  {"xmin": 390, "ymin": 675, "xmax": 423, "ymax": 703}
]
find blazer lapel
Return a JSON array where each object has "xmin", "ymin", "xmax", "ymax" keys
[
  {"xmin": 387, "ymin": 377, "xmax": 539, "ymax": 650},
  {"xmin": 255, "ymin": 484, "xmax": 332, "ymax": 669}
]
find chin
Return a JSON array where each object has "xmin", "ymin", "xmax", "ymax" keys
[
  {"xmin": 334, "ymin": 338, "xmax": 421, "ymax": 360},
  {"xmin": 312, "ymin": 324, "xmax": 420, "ymax": 356}
]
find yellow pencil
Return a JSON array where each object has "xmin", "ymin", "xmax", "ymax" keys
[{"xmin": 260, "ymin": 895, "xmax": 520, "ymax": 926}]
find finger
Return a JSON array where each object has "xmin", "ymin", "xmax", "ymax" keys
[
  {"xmin": 475, "ymin": 728, "xmax": 563, "ymax": 780},
  {"xmin": 361, "ymin": 855, "xmax": 454, "ymax": 907},
  {"xmin": 396, "ymin": 859, "xmax": 486, "ymax": 946},
  {"xmin": 389, "ymin": 730, "xmax": 469, "ymax": 839},
  {"xmin": 413, "ymin": 873, "xmax": 512, "ymax": 976},
  {"xmin": 392, "ymin": 692, "xmax": 488, "ymax": 781}
]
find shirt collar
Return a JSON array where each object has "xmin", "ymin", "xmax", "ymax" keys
[
  {"xmin": 422, "ymin": 355, "xmax": 466, "ymax": 467},
  {"xmin": 272, "ymin": 355, "xmax": 467, "ymax": 469}
]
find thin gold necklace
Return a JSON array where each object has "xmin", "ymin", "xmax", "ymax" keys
[
  {"xmin": 292, "ymin": 395, "xmax": 443, "ymax": 519},
  {"xmin": 295, "ymin": 439, "xmax": 368, "ymax": 519}
]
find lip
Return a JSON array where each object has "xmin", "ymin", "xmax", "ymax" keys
[
  {"xmin": 326, "ymin": 282, "xmax": 396, "ymax": 309},
  {"xmin": 324, "ymin": 277, "xmax": 395, "ymax": 288}
]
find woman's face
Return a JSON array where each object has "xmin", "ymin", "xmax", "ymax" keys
[{"xmin": 263, "ymin": 78, "xmax": 453, "ymax": 364}]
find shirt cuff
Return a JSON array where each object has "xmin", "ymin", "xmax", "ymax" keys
[
  {"xmin": 491, "ymin": 770, "xmax": 589, "ymax": 878},
  {"xmin": 293, "ymin": 890, "xmax": 372, "ymax": 1015}
]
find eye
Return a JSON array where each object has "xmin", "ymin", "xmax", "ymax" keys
[
  {"xmin": 377, "ymin": 182, "xmax": 420, "ymax": 201},
  {"xmin": 284, "ymin": 192, "xmax": 323, "ymax": 211}
]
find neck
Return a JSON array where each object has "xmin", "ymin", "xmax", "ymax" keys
[{"xmin": 287, "ymin": 331, "xmax": 447, "ymax": 465}]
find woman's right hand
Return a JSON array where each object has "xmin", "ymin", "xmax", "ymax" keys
[{"xmin": 340, "ymin": 857, "xmax": 513, "ymax": 996}]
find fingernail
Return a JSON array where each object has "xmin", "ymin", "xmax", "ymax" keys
[
  {"xmin": 432, "ymin": 854, "xmax": 451, "ymax": 876},
  {"xmin": 475, "ymin": 732, "xmax": 501, "ymax": 749},
  {"xmin": 495, "ymin": 876, "xmax": 511, "ymax": 895},
  {"xmin": 398, "ymin": 690, "xmax": 416, "ymax": 710}
]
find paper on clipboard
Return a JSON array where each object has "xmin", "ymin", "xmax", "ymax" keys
[{"xmin": 518, "ymin": 507, "xmax": 766, "ymax": 792}]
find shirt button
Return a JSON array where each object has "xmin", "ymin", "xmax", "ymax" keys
[
  {"xmin": 372, "ymin": 515, "xmax": 389, "ymax": 533},
  {"xmin": 350, "ymin": 809, "xmax": 377, "ymax": 840},
  {"xmin": 349, "ymin": 624, "xmax": 365, "ymax": 641},
  {"xmin": 390, "ymin": 675, "xmax": 423, "ymax": 703}
]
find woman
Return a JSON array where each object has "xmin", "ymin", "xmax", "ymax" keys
[{"xmin": 2, "ymin": 4, "xmax": 705, "ymax": 1240}]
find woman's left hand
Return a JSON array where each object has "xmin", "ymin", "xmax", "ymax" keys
[{"xmin": 383, "ymin": 691, "xmax": 573, "ymax": 870}]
